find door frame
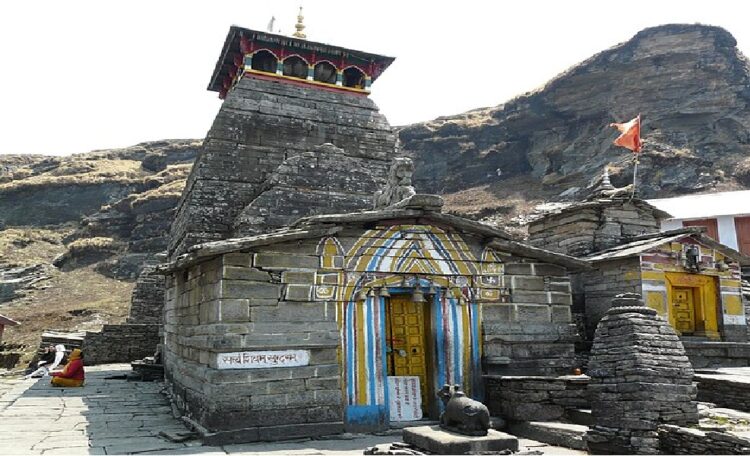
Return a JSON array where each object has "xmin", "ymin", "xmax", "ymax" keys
[
  {"xmin": 665, "ymin": 272, "xmax": 720, "ymax": 339},
  {"xmin": 384, "ymin": 292, "xmax": 435, "ymax": 418}
]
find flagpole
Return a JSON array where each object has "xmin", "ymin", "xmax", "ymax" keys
[{"xmin": 629, "ymin": 154, "xmax": 639, "ymax": 201}]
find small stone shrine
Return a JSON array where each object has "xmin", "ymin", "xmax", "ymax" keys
[
  {"xmin": 528, "ymin": 169, "xmax": 750, "ymax": 348},
  {"xmin": 585, "ymin": 292, "xmax": 698, "ymax": 454}
]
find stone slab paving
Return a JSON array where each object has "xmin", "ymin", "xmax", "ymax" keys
[{"xmin": 0, "ymin": 364, "xmax": 587, "ymax": 455}]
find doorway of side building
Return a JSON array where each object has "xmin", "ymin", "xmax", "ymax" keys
[
  {"xmin": 384, "ymin": 294, "xmax": 435, "ymax": 418},
  {"xmin": 666, "ymin": 272, "xmax": 720, "ymax": 339}
]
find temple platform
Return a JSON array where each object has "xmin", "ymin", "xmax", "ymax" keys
[{"xmin": 403, "ymin": 425, "xmax": 519, "ymax": 454}]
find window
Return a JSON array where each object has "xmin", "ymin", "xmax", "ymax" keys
[
  {"xmin": 313, "ymin": 61, "xmax": 337, "ymax": 84},
  {"xmin": 342, "ymin": 67, "xmax": 365, "ymax": 89},
  {"xmin": 251, "ymin": 50, "xmax": 277, "ymax": 74},
  {"xmin": 282, "ymin": 56, "xmax": 308, "ymax": 79}
]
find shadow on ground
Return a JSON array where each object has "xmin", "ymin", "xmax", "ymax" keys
[{"xmin": 0, "ymin": 364, "xmax": 401, "ymax": 455}]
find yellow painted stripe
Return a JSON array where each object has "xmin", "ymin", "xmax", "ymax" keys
[
  {"xmin": 641, "ymin": 271, "xmax": 665, "ymax": 281},
  {"xmin": 356, "ymin": 301, "xmax": 367, "ymax": 405},
  {"xmin": 721, "ymin": 279, "xmax": 742, "ymax": 288}
]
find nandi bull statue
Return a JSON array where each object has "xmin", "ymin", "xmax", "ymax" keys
[{"xmin": 437, "ymin": 384, "xmax": 490, "ymax": 436}]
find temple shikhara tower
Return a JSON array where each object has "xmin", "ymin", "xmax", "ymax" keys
[{"xmin": 168, "ymin": 19, "xmax": 397, "ymax": 258}]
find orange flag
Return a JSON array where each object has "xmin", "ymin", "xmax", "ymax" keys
[{"xmin": 609, "ymin": 114, "xmax": 642, "ymax": 153}]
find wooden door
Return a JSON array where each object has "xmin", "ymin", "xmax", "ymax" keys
[
  {"xmin": 672, "ymin": 287, "xmax": 696, "ymax": 334},
  {"xmin": 683, "ymin": 218, "xmax": 719, "ymax": 241},
  {"xmin": 735, "ymin": 216, "xmax": 750, "ymax": 256},
  {"xmin": 387, "ymin": 296, "xmax": 429, "ymax": 411}
]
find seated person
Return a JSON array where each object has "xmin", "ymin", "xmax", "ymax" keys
[{"xmin": 50, "ymin": 349, "xmax": 85, "ymax": 387}]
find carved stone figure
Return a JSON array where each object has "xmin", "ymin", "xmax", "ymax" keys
[
  {"xmin": 374, "ymin": 157, "xmax": 417, "ymax": 209},
  {"xmin": 437, "ymin": 384, "xmax": 490, "ymax": 436}
]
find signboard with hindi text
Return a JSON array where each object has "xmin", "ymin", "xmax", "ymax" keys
[
  {"xmin": 387, "ymin": 376, "xmax": 422, "ymax": 421},
  {"xmin": 216, "ymin": 350, "xmax": 310, "ymax": 369}
]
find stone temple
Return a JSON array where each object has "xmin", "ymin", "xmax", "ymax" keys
[{"xmin": 157, "ymin": 22, "xmax": 590, "ymax": 445}]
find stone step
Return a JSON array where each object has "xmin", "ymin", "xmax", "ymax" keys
[
  {"xmin": 565, "ymin": 408, "xmax": 594, "ymax": 426},
  {"xmin": 508, "ymin": 421, "xmax": 588, "ymax": 450}
]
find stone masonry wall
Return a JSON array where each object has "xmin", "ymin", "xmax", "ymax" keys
[
  {"xmin": 83, "ymin": 324, "xmax": 160, "ymax": 365},
  {"xmin": 658, "ymin": 424, "xmax": 750, "ymax": 454},
  {"xmin": 168, "ymin": 77, "xmax": 396, "ymax": 258},
  {"xmin": 579, "ymin": 257, "xmax": 642, "ymax": 340},
  {"xmin": 163, "ymin": 251, "xmax": 342, "ymax": 445},
  {"xmin": 127, "ymin": 261, "xmax": 165, "ymax": 324},
  {"xmin": 527, "ymin": 200, "xmax": 660, "ymax": 257},
  {"xmin": 685, "ymin": 341, "xmax": 750, "ymax": 368},
  {"xmin": 695, "ymin": 373, "xmax": 750, "ymax": 412},
  {"xmin": 482, "ymin": 262, "xmax": 578, "ymax": 376},
  {"xmin": 485, "ymin": 375, "xmax": 589, "ymax": 421}
]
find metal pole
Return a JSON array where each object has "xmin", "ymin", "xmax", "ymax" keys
[{"xmin": 629, "ymin": 155, "xmax": 639, "ymax": 201}]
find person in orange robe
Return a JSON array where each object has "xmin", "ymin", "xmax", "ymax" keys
[{"xmin": 50, "ymin": 348, "xmax": 85, "ymax": 387}]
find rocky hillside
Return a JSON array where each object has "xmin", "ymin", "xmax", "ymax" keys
[
  {"xmin": 3, "ymin": 23, "xmax": 750, "ymax": 368},
  {"xmin": 0, "ymin": 140, "xmax": 199, "ymax": 369},
  {"xmin": 400, "ymin": 24, "xmax": 750, "ymax": 217}
]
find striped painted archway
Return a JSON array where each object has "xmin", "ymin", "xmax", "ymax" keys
[{"xmin": 324, "ymin": 225, "xmax": 484, "ymax": 427}]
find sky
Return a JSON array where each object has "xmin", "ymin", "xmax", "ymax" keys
[{"xmin": 1, "ymin": 0, "xmax": 749, "ymax": 156}]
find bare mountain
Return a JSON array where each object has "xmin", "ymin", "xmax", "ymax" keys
[{"xmin": 400, "ymin": 24, "xmax": 750, "ymax": 214}]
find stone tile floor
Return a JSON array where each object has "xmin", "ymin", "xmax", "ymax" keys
[{"xmin": 0, "ymin": 364, "xmax": 585, "ymax": 455}]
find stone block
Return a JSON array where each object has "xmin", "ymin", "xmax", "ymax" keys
[
  {"xmin": 251, "ymin": 302, "xmax": 333, "ymax": 322},
  {"xmin": 220, "ymin": 299, "xmax": 250, "ymax": 322},
  {"xmin": 483, "ymin": 304, "xmax": 513, "ymax": 322},
  {"xmin": 223, "ymin": 253, "xmax": 252, "ymax": 267},
  {"xmin": 505, "ymin": 263, "xmax": 533, "ymax": 275},
  {"xmin": 512, "ymin": 276, "xmax": 545, "ymax": 291},
  {"xmin": 551, "ymin": 305, "xmax": 572, "ymax": 322},
  {"xmin": 403, "ymin": 425, "xmax": 518, "ymax": 455},
  {"xmin": 512, "ymin": 291, "xmax": 550, "ymax": 304},
  {"xmin": 284, "ymin": 284, "xmax": 313, "ymax": 301},
  {"xmin": 309, "ymin": 347, "xmax": 338, "ymax": 364},
  {"xmin": 222, "ymin": 280, "xmax": 281, "ymax": 300},
  {"xmin": 253, "ymin": 253, "xmax": 319, "ymax": 269},
  {"xmin": 223, "ymin": 266, "xmax": 271, "ymax": 281},
  {"xmin": 514, "ymin": 305, "xmax": 550, "ymax": 323},
  {"xmin": 281, "ymin": 271, "xmax": 317, "ymax": 284},
  {"xmin": 200, "ymin": 301, "xmax": 222, "ymax": 324}
]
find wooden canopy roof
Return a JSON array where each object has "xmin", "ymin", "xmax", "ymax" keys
[{"xmin": 208, "ymin": 25, "xmax": 395, "ymax": 93}]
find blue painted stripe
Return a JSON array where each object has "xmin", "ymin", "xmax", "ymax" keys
[
  {"xmin": 366, "ymin": 296, "xmax": 377, "ymax": 405},
  {"xmin": 426, "ymin": 232, "xmax": 460, "ymax": 274},
  {"xmin": 365, "ymin": 232, "xmax": 400, "ymax": 271},
  {"xmin": 470, "ymin": 300, "xmax": 483, "ymax": 400},
  {"xmin": 450, "ymin": 297, "xmax": 462, "ymax": 386},
  {"xmin": 434, "ymin": 290, "xmax": 446, "ymax": 398},
  {"xmin": 347, "ymin": 300, "xmax": 355, "ymax": 404},
  {"xmin": 345, "ymin": 405, "xmax": 386, "ymax": 427},
  {"xmin": 380, "ymin": 296, "xmax": 390, "ymax": 417}
]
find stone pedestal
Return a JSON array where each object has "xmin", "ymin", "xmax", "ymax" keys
[{"xmin": 403, "ymin": 425, "xmax": 518, "ymax": 454}]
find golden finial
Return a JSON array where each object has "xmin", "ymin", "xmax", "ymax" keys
[{"xmin": 292, "ymin": 6, "xmax": 306, "ymax": 39}]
